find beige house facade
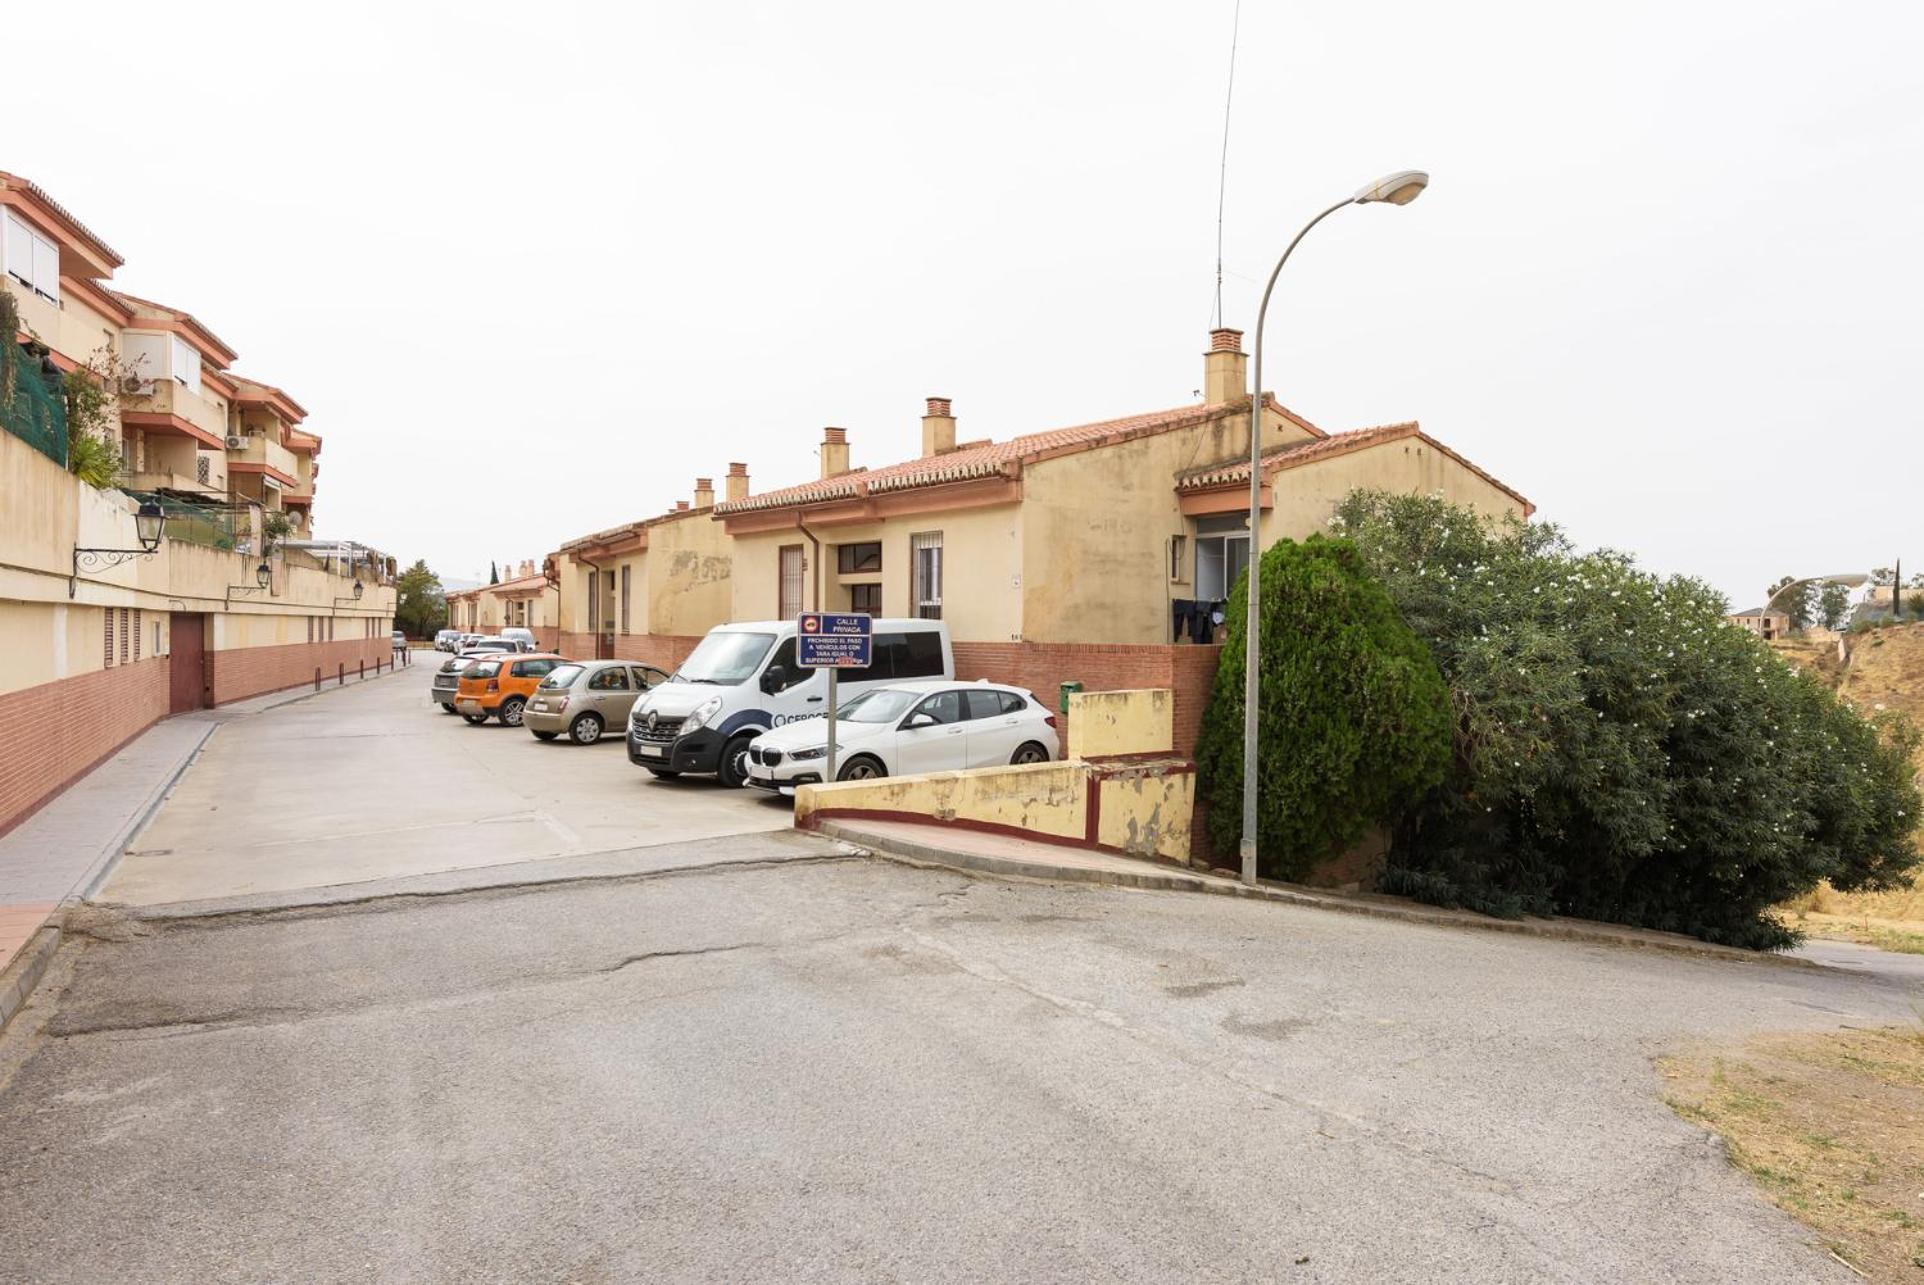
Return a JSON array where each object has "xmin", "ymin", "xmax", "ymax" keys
[{"xmin": 0, "ymin": 171, "xmax": 396, "ymax": 837}]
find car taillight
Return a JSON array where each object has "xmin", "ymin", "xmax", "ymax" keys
[
  {"xmin": 1045, "ymin": 713, "xmax": 1057, "ymax": 728},
  {"xmin": 553, "ymin": 697, "xmax": 569, "ymax": 712},
  {"xmin": 485, "ymin": 679, "xmax": 499, "ymax": 693}
]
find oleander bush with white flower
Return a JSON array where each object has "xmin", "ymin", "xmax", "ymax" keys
[{"xmin": 1328, "ymin": 491, "xmax": 1921, "ymax": 949}]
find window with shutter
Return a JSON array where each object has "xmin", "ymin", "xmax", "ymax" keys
[
  {"xmin": 103, "ymin": 611, "xmax": 115, "ymax": 668},
  {"xmin": 620, "ymin": 565, "xmax": 631, "ymax": 634},
  {"xmin": 910, "ymin": 532, "xmax": 943, "ymax": 620},
  {"xmin": 132, "ymin": 610, "xmax": 142, "ymax": 660},
  {"xmin": 778, "ymin": 545, "xmax": 804, "ymax": 620},
  {"xmin": 171, "ymin": 337, "xmax": 202, "ymax": 393}
]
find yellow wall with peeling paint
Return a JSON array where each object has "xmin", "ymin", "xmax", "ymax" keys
[{"xmin": 1065, "ymin": 687, "xmax": 1173, "ymax": 758}]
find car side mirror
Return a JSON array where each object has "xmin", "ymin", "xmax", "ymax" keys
[
  {"xmin": 760, "ymin": 666, "xmax": 787, "ymax": 694},
  {"xmin": 905, "ymin": 712, "xmax": 937, "ymax": 729}
]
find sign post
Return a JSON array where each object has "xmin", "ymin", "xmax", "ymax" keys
[{"xmin": 796, "ymin": 612, "xmax": 873, "ymax": 783}]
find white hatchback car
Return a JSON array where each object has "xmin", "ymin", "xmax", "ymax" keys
[{"xmin": 744, "ymin": 680, "xmax": 1058, "ymax": 794}]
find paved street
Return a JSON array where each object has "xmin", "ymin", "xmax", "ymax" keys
[{"xmin": 0, "ymin": 671, "xmax": 1915, "ymax": 1281}]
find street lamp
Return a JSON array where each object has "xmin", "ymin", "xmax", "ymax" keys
[
  {"xmin": 226, "ymin": 559, "xmax": 274, "ymax": 606},
  {"xmin": 71, "ymin": 499, "xmax": 168, "ymax": 598},
  {"xmin": 332, "ymin": 578, "xmax": 366, "ymax": 610},
  {"xmin": 1759, "ymin": 572, "xmax": 1868, "ymax": 628},
  {"xmin": 1239, "ymin": 170, "xmax": 1430, "ymax": 888}
]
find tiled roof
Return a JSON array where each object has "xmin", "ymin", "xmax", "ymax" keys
[
  {"xmin": 557, "ymin": 502, "xmax": 713, "ymax": 556},
  {"xmin": 1176, "ymin": 421, "xmax": 1534, "ymax": 515},
  {"xmin": 0, "ymin": 172, "xmax": 124, "ymax": 267},
  {"xmin": 714, "ymin": 395, "xmax": 1321, "ymax": 515},
  {"xmin": 109, "ymin": 290, "xmax": 240, "ymax": 366}
]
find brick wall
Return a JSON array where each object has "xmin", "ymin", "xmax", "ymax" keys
[
  {"xmin": 0, "ymin": 658, "xmax": 170, "ymax": 839},
  {"xmin": 209, "ymin": 638, "xmax": 395, "ymax": 705},
  {"xmin": 614, "ymin": 633, "xmax": 703, "ymax": 671},
  {"xmin": 951, "ymin": 641, "xmax": 1222, "ymax": 757}
]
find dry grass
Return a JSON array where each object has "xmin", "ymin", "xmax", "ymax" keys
[
  {"xmin": 1773, "ymin": 623, "xmax": 1924, "ymax": 947},
  {"xmin": 1661, "ymin": 1025, "xmax": 1924, "ymax": 1280}
]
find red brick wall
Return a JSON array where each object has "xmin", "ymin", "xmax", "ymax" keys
[
  {"xmin": 614, "ymin": 633, "xmax": 703, "ymax": 670},
  {"xmin": 951, "ymin": 641, "xmax": 1222, "ymax": 757},
  {"xmin": 556, "ymin": 632, "xmax": 598, "ymax": 658},
  {"xmin": 0, "ymin": 658, "xmax": 170, "ymax": 839},
  {"xmin": 209, "ymin": 638, "xmax": 395, "ymax": 705}
]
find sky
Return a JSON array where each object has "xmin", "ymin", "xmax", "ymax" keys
[{"xmin": 9, "ymin": 0, "xmax": 1921, "ymax": 606}]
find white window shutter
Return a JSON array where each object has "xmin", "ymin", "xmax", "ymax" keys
[
  {"xmin": 172, "ymin": 336, "xmax": 201, "ymax": 393},
  {"xmin": 32, "ymin": 232, "xmax": 59, "ymax": 301},
  {"xmin": 3, "ymin": 213, "xmax": 30, "ymax": 283}
]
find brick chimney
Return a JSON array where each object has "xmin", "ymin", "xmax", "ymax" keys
[
  {"xmin": 693, "ymin": 477, "xmax": 714, "ymax": 510},
  {"xmin": 675, "ymin": 500, "xmax": 690, "ymax": 512},
  {"xmin": 1203, "ymin": 328, "xmax": 1247, "ymax": 405},
  {"xmin": 725, "ymin": 461, "xmax": 750, "ymax": 502},
  {"xmin": 921, "ymin": 397, "xmax": 956, "ymax": 456},
  {"xmin": 820, "ymin": 427, "xmax": 850, "ymax": 479}
]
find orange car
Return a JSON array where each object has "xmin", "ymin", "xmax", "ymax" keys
[{"xmin": 454, "ymin": 653, "xmax": 569, "ymax": 726}]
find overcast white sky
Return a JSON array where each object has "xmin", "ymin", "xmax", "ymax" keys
[{"xmin": 12, "ymin": 1, "xmax": 1921, "ymax": 604}]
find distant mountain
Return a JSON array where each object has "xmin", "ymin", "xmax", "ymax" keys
[{"xmin": 441, "ymin": 576, "xmax": 485, "ymax": 592}]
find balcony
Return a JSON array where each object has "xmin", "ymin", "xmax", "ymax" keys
[
  {"xmin": 227, "ymin": 433, "xmax": 300, "ymax": 485},
  {"xmin": 119, "ymin": 379, "xmax": 225, "ymax": 446}
]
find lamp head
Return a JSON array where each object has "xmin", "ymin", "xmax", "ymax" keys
[
  {"xmin": 134, "ymin": 500, "xmax": 165, "ymax": 552},
  {"xmin": 1354, "ymin": 170, "xmax": 1429, "ymax": 206},
  {"xmin": 255, "ymin": 561, "xmax": 272, "ymax": 589},
  {"xmin": 352, "ymin": 579, "xmax": 365, "ymax": 600}
]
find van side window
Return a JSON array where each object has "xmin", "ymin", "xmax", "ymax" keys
[
  {"xmin": 765, "ymin": 639, "xmax": 812, "ymax": 692},
  {"xmin": 898, "ymin": 631, "xmax": 944, "ymax": 678}
]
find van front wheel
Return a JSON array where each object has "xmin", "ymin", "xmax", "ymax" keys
[{"xmin": 718, "ymin": 734, "xmax": 756, "ymax": 788}]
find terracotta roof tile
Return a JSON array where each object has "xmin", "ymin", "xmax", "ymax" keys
[
  {"xmin": 715, "ymin": 394, "xmax": 1321, "ymax": 515},
  {"xmin": 0, "ymin": 172, "xmax": 124, "ymax": 268},
  {"xmin": 1177, "ymin": 421, "xmax": 1533, "ymax": 515}
]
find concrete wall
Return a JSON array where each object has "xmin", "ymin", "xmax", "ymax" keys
[
  {"xmin": 953, "ymin": 641, "xmax": 1220, "ymax": 758},
  {"xmin": 1066, "ymin": 688, "xmax": 1174, "ymax": 759},
  {"xmin": 1095, "ymin": 763, "xmax": 1194, "ymax": 859},
  {"xmin": 646, "ymin": 512, "xmax": 733, "ymax": 637}
]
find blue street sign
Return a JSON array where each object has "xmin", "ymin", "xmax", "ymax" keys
[{"xmin": 797, "ymin": 612, "xmax": 872, "ymax": 667}]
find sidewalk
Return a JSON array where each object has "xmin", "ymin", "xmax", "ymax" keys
[
  {"xmin": 812, "ymin": 817, "xmax": 1839, "ymax": 971},
  {"xmin": 0, "ymin": 667, "xmax": 405, "ymax": 1005}
]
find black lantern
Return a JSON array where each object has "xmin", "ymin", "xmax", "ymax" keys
[
  {"xmin": 351, "ymin": 579, "xmax": 364, "ymax": 600},
  {"xmin": 72, "ymin": 499, "xmax": 169, "ymax": 597},
  {"xmin": 255, "ymin": 560, "xmax": 272, "ymax": 589},
  {"xmin": 134, "ymin": 500, "xmax": 165, "ymax": 551}
]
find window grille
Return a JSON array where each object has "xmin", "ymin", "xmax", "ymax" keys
[{"xmin": 910, "ymin": 532, "xmax": 943, "ymax": 620}]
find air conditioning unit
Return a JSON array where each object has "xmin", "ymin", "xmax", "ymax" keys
[
  {"xmin": 224, "ymin": 435, "xmax": 247, "ymax": 450},
  {"xmin": 120, "ymin": 375, "xmax": 154, "ymax": 395}
]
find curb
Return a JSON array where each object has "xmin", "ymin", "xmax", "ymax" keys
[
  {"xmin": 0, "ymin": 926, "xmax": 61, "ymax": 1035},
  {"xmin": 815, "ymin": 820, "xmax": 1821, "ymax": 971},
  {"xmin": 76, "ymin": 722, "xmax": 220, "ymax": 902}
]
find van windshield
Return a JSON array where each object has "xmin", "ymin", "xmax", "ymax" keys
[{"xmin": 673, "ymin": 632, "xmax": 776, "ymax": 685}]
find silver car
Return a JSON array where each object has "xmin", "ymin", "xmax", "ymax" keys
[
  {"xmin": 525, "ymin": 660, "xmax": 669, "ymax": 744},
  {"xmin": 431, "ymin": 642, "xmax": 523, "ymax": 712}
]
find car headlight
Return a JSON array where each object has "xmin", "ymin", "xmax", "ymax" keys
[
  {"xmin": 790, "ymin": 746, "xmax": 827, "ymax": 761},
  {"xmin": 682, "ymin": 696, "xmax": 724, "ymax": 733}
]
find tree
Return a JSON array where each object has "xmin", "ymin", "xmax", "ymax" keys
[
  {"xmin": 1768, "ymin": 575, "xmax": 1816, "ymax": 630},
  {"xmin": 1331, "ymin": 490, "xmax": 1922, "ymax": 949},
  {"xmin": 489, "ymin": 560, "xmax": 499, "ymax": 586},
  {"xmin": 1194, "ymin": 535, "xmax": 1452, "ymax": 881},
  {"xmin": 394, "ymin": 560, "xmax": 446, "ymax": 639},
  {"xmin": 1817, "ymin": 582, "xmax": 1851, "ymax": 631}
]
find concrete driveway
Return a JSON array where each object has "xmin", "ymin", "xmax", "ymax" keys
[
  {"xmin": 3, "ymin": 850, "xmax": 1914, "ymax": 1282},
  {"xmin": 97, "ymin": 665, "xmax": 791, "ymax": 906}
]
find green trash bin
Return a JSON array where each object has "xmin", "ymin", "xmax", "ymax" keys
[{"xmin": 1058, "ymin": 680, "xmax": 1083, "ymax": 715}]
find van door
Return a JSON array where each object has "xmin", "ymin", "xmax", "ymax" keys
[{"xmin": 756, "ymin": 637, "xmax": 828, "ymax": 728}]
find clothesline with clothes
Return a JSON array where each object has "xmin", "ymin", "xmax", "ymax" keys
[{"xmin": 1170, "ymin": 598, "xmax": 1225, "ymax": 644}]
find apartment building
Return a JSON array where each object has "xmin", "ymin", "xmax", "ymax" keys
[
  {"xmin": 0, "ymin": 171, "xmax": 396, "ymax": 835},
  {"xmin": 447, "ymin": 561, "xmax": 556, "ymax": 637}
]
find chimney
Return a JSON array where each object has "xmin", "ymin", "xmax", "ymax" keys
[
  {"xmin": 725, "ymin": 461, "xmax": 750, "ymax": 502},
  {"xmin": 676, "ymin": 500, "xmax": 690, "ymax": 512},
  {"xmin": 693, "ymin": 477, "xmax": 714, "ymax": 510},
  {"xmin": 820, "ymin": 427, "xmax": 850, "ymax": 479},
  {"xmin": 921, "ymin": 397, "xmax": 956, "ymax": 456},
  {"xmin": 1203, "ymin": 328, "xmax": 1247, "ymax": 405}
]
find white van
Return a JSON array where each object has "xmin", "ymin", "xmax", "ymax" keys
[
  {"xmin": 626, "ymin": 618, "xmax": 953, "ymax": 786},
  {"xmin": 499, "ymin": 627, "xmax": 537, "ymax": 651}
]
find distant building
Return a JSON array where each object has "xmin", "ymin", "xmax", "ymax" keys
[{"xmin": 1729, "ymin": 608, "xmax": 1791, "ymax": 640}]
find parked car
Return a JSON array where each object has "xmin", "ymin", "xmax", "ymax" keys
[
  {"xmin": 524, "ymin": 660, "xmax": 670, "ymax": 744},
  {"xmin": 500, "ymin": 627, "xmax": 537, "ymax": 651},
  {"xmin": 454, "ymin": 653, "xmax": 568, "ymax": 726},
  {"xmin": 430, "ymin": 642, "xmax": 526, "ymax": 712},
  {"xmin": 435, "ymin": 629, "xmax": 462, "ymax": 652},
  {"xmin": 627, "ymin": 618, "xmax": 953, "ymax": 787},
  {"xmin": 744, "ymin": 681, "xmax": 1056, "ymax": 794}
]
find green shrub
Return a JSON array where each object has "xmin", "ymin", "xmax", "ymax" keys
[
  {"xmin": 1195, "ymin": 534, "xmax": 1452, "ymax": 881},
  {"xmin": 1331, "ymin": 491, "xmax": 1923, "ymax": 949}
]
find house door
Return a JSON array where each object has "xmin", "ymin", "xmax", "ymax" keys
[{"xmin": 169, "ymin": 612, "xmax": 207, "ymax": 713}]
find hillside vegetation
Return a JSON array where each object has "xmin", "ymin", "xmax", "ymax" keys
[{"xmin": 1776, "ymin": 622, "xmax": 1924, "ymax": 951}]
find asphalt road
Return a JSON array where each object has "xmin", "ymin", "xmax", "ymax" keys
[{"xmin": 4, "ymin": 838, "xmax": 1916, "ymax": 1281}]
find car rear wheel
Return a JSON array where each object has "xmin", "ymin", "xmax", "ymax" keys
[
  {"xmin": 1010, "ymin": 742, "xmax": 1050, "ymax": 765},
  {"xmin": 497, "ymin": 697, "xmax": 527, "ymax": 727},
  {"xmin": 439, "ymin": 703, "xmax": 456, "ymax": 714},
  {"xmin": 531, "ymin": 730, "xmax": 558, "ymax": 741},
  {"xmin": 461, "ymin": 713, "xmax": 489, "ymax": 725},
  {"xmin": 837, "ymin": 755, "xmax": 886, "ymax": 781},
  {"xmin": 569, "ymin": 713, "xmax": 604, "ymax": 745},
  {"xmin": 718, "ymin": 734, "xmax": 756, "ymax": 788}
]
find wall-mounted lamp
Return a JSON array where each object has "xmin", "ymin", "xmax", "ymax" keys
[
  {"xmin": 225, "ymin": 560, "xmax": 274, "ymax": 606},
  {"xmin": 71, "ymin": 500, "xmax": 166, "ymax": 598}
]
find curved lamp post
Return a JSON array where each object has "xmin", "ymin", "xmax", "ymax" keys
[
  {"xmin": 70, "ymin": 499, "xmax": 166, "ymax": 598},
  {"xmin": 1758, "ymin": 572, "xmax": 1868, "ymax": 628},
  {"xmin": 332, "ymin": 578, "xmax": 366, "ymax": 611},
  {"xmin": 1240, "ymin": 170, "xmax": 1430, "ymax": 887},
  {"xmin": 225, "ymin": 559, "xmax": 274, "ymax": 606}
]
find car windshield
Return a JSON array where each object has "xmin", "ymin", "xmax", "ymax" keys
[
  {"xmin": 673, "ymin": 632, "xmax": 776, "ymax": 685},
  {"xmin": 468, "ymin": 661, "xmax": 502, "ymax": 678},
  {"xmin": 836, "ymin": 688, "xmax": 921, "ymax": 723},
  {"xmin": 540, "ymin": 664, "xmax": 585, "ymax": 689}
]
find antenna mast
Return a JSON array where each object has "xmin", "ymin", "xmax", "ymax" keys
[{"xmin": 1214, "ymin": 0, "xmax": 1243, "ymax": 329}]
